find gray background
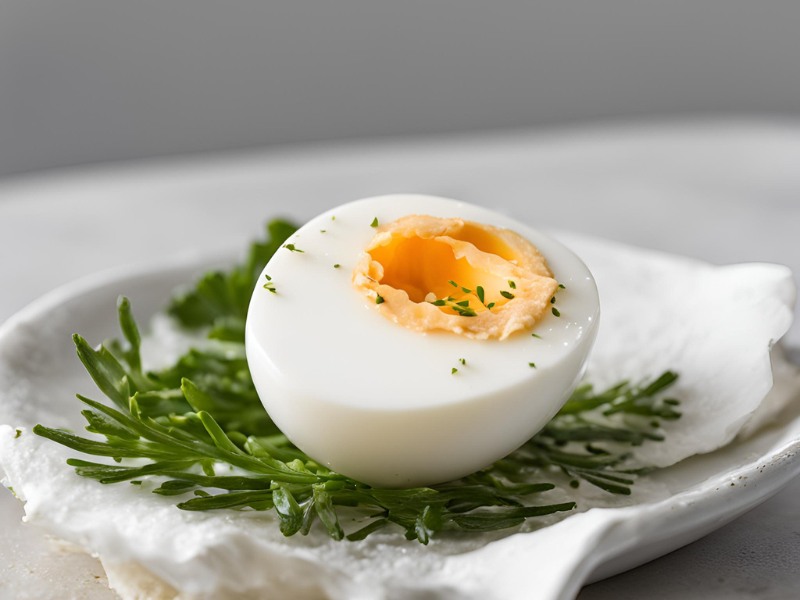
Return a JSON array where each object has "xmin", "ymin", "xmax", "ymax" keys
[{"xmin": 2, "ymin": 1, "xmax": 800, "ymax": 178}]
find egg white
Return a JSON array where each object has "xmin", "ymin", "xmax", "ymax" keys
[{"xmin": 245, "ymin": 195, "xmax": 600, "ymax": 487}]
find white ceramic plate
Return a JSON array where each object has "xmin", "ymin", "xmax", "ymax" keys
[{"xmin": 1, "ymin": 249, "xmax": 799, "ymax": 600}]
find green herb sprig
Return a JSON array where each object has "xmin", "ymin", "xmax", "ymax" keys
[
  {"xmin": 167, "ymin": 219, "xmax": 296, "ymax": 342},
  {"xmin": 34, "ymin": 220, "xmax": 680, "ymax": 544}
]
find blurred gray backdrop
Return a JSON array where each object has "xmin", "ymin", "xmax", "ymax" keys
[{"xmin": 1, "ymin": 1, "xmax": 799, "ymax": 178}]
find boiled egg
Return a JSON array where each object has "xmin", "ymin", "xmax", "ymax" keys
[{"xmin": 245, "ymin": 195, "xmax": 599, "ymax": 487}]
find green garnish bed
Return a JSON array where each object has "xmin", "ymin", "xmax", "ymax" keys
[{"xmin": 35, "ymin": 221, "xmax": 681, "ymax": 543}]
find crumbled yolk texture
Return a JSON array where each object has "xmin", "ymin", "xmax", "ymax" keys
[{"xmin": 352, "ymin": 215, "xmax": 559, "ymax": 340}]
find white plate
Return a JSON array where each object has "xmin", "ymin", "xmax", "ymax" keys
[{"xmin": 1, "ymin": 247, "xmax": 799, "ymax": 600}]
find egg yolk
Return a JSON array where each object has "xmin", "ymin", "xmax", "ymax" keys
[{"xmin": 353, "ymin": 215, "xmax": 558, "ymax": 339}]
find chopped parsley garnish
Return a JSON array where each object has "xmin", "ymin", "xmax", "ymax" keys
[
  {"xmin": 262, "ymin": 274, "xmax": 276, "ymax": 294},
  {"xmin": 375, "ymin": 294, "xmax": 385, "ymax": 305},
  {"xmin": 333, "ymin": 264, "xmax": 341, "ymax": 269},
  {"xmin": 552, "ymin": 307, "xmax": 561, "ymax": 317},
  {"xmin": 428, "ymin": 295, "xmax": 477, "ymax": 317},
  {"xmin": 451, "ymin": 301, "xmax": 476, "ymax": 317},
  {"xmin": 370, "ymin": 217, "xmax": 379, "ymax": 228},
  {"xmin": 439, "ymin": 280, "xmax": 495, "ymax": 313},
  {"xmin": 34, "ymin": 219, "xmax": 681, "ymax": 545},
  {"xmin": 500, "ymin": 290, "xmax": 515, "ymax": 300},
  {"xmin": 283, "ymin": 243, "xmax": 304, "ymax": 253}
]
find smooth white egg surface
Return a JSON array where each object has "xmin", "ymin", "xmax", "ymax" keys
[{"xmin": 245, "ymin": 195, "xmax": 600, "ymax": 487}]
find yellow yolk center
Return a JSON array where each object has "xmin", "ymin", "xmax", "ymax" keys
[
  {"xmin": 353, "ymin": 215, "xmax": 559, "ymax": 340},
  {"xmin": 369, "ymin": 236, "xmax": 513, "ymax": 312}
]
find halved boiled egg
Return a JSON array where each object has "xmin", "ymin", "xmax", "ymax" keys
[{"xmin": 245, "ymin": 195, "xmax": 599, "ymax": 487}]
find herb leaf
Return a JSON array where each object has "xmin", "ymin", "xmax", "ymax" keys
[{"xmin": 168, "ymin": 219, "xmax": 296, "ymax": 340}]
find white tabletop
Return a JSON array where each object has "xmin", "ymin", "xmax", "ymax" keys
[{"xmin": 1, "ymin": 121, "xmax": 798, "ymax": 599}]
